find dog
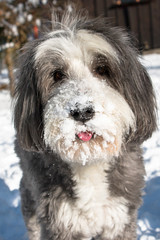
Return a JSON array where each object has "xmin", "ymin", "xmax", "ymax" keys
[{"xmin": 14, "ymin": 9, "xmax": 157, "ymax": 240}]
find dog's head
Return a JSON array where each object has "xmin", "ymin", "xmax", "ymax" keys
[{"xmin": 14, "ymin": 11, "xmax": 157, "ymax": 165}]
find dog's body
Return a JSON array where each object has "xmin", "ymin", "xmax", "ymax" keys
[{"xmin": 14, "ymin": 11, "xmax": 156, "ymax": 240}]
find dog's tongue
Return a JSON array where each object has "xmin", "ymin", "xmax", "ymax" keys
[{"xmin": 77, "ymin": 131, "xmax": 93, "ymax": 142}]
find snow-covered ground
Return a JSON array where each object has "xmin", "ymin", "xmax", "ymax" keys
[{"xmin": 0, "ymin": 54, "xmax": 160, "ymax": 240}]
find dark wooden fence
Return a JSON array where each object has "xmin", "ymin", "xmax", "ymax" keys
[{"xmin": 80, "ymin": 0, "xmax": 160, "ymax": 50}]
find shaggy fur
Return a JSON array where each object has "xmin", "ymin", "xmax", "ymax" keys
[{"xmin": 14, "ymin": 10, "xmax": 157, "ymax": 240}]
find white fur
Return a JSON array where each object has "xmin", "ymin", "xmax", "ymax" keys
[
  {"xmin": 43, "ymin": 74, "xmax": 135, "ymax": 164},
  {"xmin": 77, "ymin": 30, "xmax": 119, "ymax": 61},
  {"xmin": 56, "ymin": 162, "xmax": 129, "ymax": 239},
  {"xmin": 35, "ymin": 30, "xmax": 118, "ymax": 64},
  {"xmin": 27, "ymin": 216, "xmax": 41, "ymax": 240}
]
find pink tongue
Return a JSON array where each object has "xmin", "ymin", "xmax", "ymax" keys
[{"xmin": 77, "ymin": 131, "xmax": 93, "ymax": 142}]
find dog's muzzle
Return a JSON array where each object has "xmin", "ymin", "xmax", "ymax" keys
[{"xmin": 70, "ymin": 103, "xmax": 95, "ymax": 142}]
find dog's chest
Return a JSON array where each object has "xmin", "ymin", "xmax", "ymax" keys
[
  {"xmin": 57, "ymin": 163, "xmax": 129, "ymax": 239},
  {"xmin": 73, "ymin": 163, "xmax": 109, "ymax": 212}
]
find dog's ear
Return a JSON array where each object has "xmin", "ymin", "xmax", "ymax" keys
[
  {"xmin": 117, "ymin": 39, "xmax": 157, "ymax": 143},
  {"xmin": 14, "ymin": 41, "xmax": 44, "ymax": 152}
]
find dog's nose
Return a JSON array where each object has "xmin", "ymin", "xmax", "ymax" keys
[{"xmin": 70, "ymin": 106, "xmax": 95, "ymax": 122}]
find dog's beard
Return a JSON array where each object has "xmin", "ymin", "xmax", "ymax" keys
[{"xmin": 44, "ymin": 78, "xmax": 135, "ymax": 165}]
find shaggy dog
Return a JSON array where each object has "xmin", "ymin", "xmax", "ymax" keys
[{"xmin": 14, "ymin": 10, "xmax": 156, "ymax": 240}]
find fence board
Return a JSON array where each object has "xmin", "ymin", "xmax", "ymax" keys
[{"xmin": 151, "ymin": 0, "xmax": 160, "ymax": 48}]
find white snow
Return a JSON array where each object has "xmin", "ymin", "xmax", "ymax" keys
[
  {"xmin": 2, "ymin": 19, "xmax": 18, "ymax": 36},
  {"xmin": 0, "ymin": 54, "xmax": 160, "ymax": 239},
  {"xmin": 0, "ymin": 42, "xmax": 14, "ymax": 52}
]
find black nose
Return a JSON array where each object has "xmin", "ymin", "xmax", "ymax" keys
[{"xmin": 70, "ymin": 106, "xmax": 95, "ymax": 123}]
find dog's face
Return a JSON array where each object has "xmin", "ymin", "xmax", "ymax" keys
[
  {"xmin": 35, "ymin": 30, "xmax": 135, "ymax": 164},
  {"xmin": 14, "ymin": 13, "xmax": 156, "ymax": 165}
]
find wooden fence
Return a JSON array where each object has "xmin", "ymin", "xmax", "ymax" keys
[{"xmin": 80, "ymin": 0, "xmax": 160, "ymax": 50}]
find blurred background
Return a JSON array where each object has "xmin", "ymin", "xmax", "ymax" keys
[
  {"xmin": 0, "ymin": 1, "xmax": 160, "ymax": 240},
  {"xmin": 0, "ymin": 0, "xmax": 160, "ymax": 96}
]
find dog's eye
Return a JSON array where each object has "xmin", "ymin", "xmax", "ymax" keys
[
  {"xmin": 51, "ymin": 70, "xmax": 65, "ymax": 82},
  {"xmin": 95, "ymin": 65, "xmax": 111, "ymax": 78}
]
